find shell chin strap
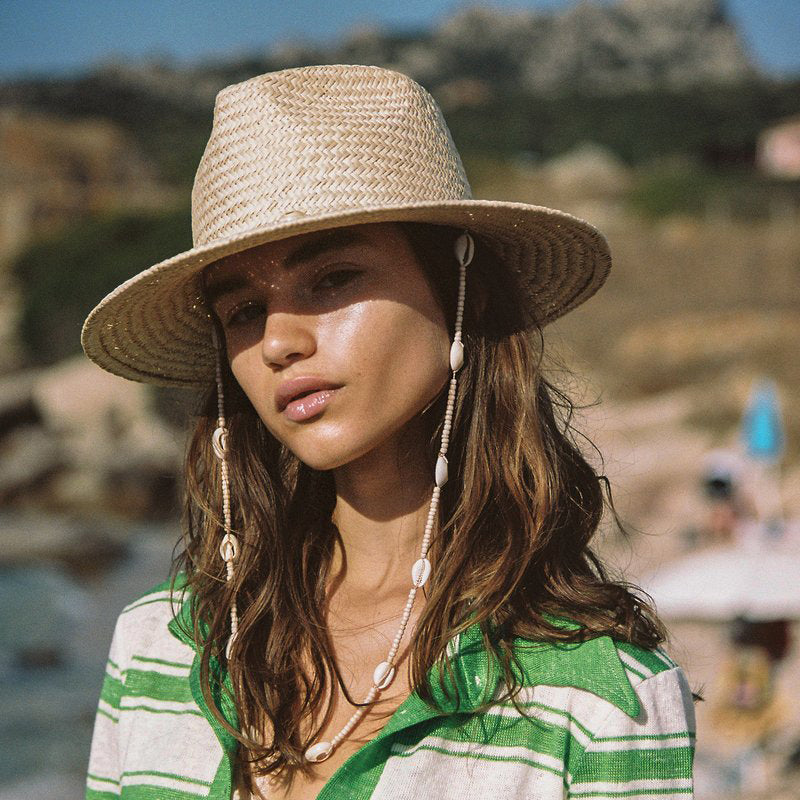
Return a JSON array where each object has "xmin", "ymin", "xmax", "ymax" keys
[
  {"xmin": 210, "ymin": 327, "xmax": 240, "ymax": 661},
  {"xmin": 209, "ymin": 231, "xmax": 474, "ymax": 763}
]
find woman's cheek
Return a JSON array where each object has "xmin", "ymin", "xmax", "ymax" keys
[{"xmin": 364, "ymin": 322, "xmax": 449, "ymax": 421}]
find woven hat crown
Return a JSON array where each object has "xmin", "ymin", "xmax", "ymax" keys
[
  {"xmin": 81, "ymin": 63, "xmax": 611, "ymax": 388},
  {"xmin": 191, "ymin": 64, "xmax": 473, "ymax": 247}
]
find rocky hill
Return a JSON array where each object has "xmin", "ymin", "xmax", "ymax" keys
[
  {"xmin": 0, "ymin": 109, "xmax": 180, "ymax": 369},
  {"xmin": 367, "ymin": 0, "xmax": 757, "ymax": 96},
  {"xmin": 2, "ymin": 0, "xmax": 758, "ymax": 106}
]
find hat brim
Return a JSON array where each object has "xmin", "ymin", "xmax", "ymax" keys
[{"xmin": 80, "ymin": 199, "xmax": 611, "ymax": 388}]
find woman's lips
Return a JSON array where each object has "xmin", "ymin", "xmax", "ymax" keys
[
  {"xmin": 283, "ymin": 388, "xmax": 338, "ymax": 422},
  {"xmin": 275, "ymin": 376, "xmax": 342, "ymax": 415}
]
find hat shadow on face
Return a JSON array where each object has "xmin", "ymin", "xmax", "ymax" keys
[{"xmin": 201, "ymin": 221, "xmax": 534, "ymax": 359}]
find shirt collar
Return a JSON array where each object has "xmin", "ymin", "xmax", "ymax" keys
[
  {"xmin": 166, "ymin": 576, "xmax": 196, "ymax": 649},
  {"xmin": 522, "ymin": 633, "xmax": 641, "ymax": 716},
  {"xmin": 436, "ymin": 618, "xmax": 641, "ymax": 718}
]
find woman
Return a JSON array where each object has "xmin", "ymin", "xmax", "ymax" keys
[{"xmin": 82, "ymin": 65, "xmax": 695, "ymax": 799}]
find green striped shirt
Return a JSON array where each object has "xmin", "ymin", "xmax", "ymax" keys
[{"xmin": 87, "ymin": 579, "xmax": 695, "ymax": 799}]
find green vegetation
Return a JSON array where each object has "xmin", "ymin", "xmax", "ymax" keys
[
  {"xmin": 447, "ymin": 80, "xmax": 800, "ymax": 168},
  {"xmin": 14, "ymin": 206, "xmax": 192, "ymax": 364},
  {"xmin": 626, "ymin": 165, "xmax": 800, "ymax": 220},
  {"xmin": 9, "ymin": 73, "xmax": 800, "ymax": 184}
]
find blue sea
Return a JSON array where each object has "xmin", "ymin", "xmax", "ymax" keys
[{"xmin": 0, "ymin": 519, "xmax": 178, "ymax": 799}]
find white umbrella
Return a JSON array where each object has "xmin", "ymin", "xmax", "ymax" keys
[{"xmin": 642, "ymin": 541, "xmax": 800, "ymax": 621}]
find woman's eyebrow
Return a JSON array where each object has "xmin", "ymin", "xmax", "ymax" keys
[
  {"xmin": 204, "ymin": 228, "xmax": 372, "ymax": 306},
  {"xmin": 203, "ymin": 275, "xmax": 250, "ymax": 307},
  {"xmin": 283, "ymin": 228, "xmax": 371, "ymax": 269}
]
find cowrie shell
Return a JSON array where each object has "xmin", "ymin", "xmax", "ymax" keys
[
  {"xmin": 454, "ymin": 232, "xmax": 474, "ymax": 267},
  {"xmin": 411, "ymin": 558, "xmax": 432, "ymax": 588},
  {"xmin": 219, "ymin": 533, "xmax": 239, "ymax": 562},
  {"xmin": 373, "ymin": 661, "xmax": 396, "ymax": 690},
  {"xmin": 435, "ymin": 454, "xmax": 449, "ymax": 487},
  {"xmin": 305, "ymin": 741, "xmax": 333, "ymax": 762},
  {"xmin": 450, "ymin": 340, "xmax": 464, "ymax": 371},
  {"xmin": 212, "ymin": 426, "xmax": 228, "ymax": 460}
]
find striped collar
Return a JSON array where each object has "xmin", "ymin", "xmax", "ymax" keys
[{"xmin": 431, "ymin": 619, "xmax": 641, "ymax": 718}]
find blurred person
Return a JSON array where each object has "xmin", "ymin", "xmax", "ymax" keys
[
  {"xmin": 679, "ymin": 449, "xmax": 744, "ymax": 551},
  {"xmin": 701, "ymin": 449, "xmax": 745, "ymax": 545},
  {"xmin": 80, "ymin": 65, "xmax": 696, "ymax": 799},
  {"xmin": 707, "ymin": 618, "xmax": 791, "ymax": 793},
  {"xmin": 709, "ymin": 647, "xmax": 778, "ymax": 792}
]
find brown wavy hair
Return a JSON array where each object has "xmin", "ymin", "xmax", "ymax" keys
[{"xmin": 173, "ymin": 221, "xmax": 666, "ymax": 785}]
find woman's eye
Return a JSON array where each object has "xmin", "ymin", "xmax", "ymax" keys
[
  {"xmin": 314, "ymin": 269, "xmax": 361, "ymax": 292},
  {"xmin": 226, "ymin": 302, "xmax": 265, "ymax": 327}
]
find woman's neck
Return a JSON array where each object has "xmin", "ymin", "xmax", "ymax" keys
[{"xmin": 328, "ymin": 419, "xmax": 433, "ymax": 605}]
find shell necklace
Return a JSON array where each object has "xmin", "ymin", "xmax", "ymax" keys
[{"xmin": 210, "ymin": 231, "xmax": 474, "ymax": 763}]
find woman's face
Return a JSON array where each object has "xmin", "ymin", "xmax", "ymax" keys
[{"xmin": 204, "ymin": 223, "xmax": 451, "ymax": 471}]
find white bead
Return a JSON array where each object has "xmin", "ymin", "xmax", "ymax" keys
[
  {"xmin": 411, "ymin": 557, "xmax": 432, "ymax": 587},
  {"xmin": 373, "ymin": 661, "xmax": 396, "ymax": 690},
  {"xmin": 435, "ymin": 454, "xmax": 448, "ymax": 487},
  {"xmin": 455, "ymin": 232, "xmax": 474, "ymax": 267},
  {"xmin": 305, "ymin": 741, "xmax": 333, "ymax": 762},
  {"xmin": 450, "ymin": 340, "xmax": 464, "ymax": 371}
]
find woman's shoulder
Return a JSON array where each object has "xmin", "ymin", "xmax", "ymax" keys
[
  {"xmin": 511, "ymin": 635, "xmax": 698, "ymax": 794},
  {"xmin": 116, "ymin": 574, "xmax": 186, "ymax": 629},
  {"xmin": 106, "ymin": 573, "xmax": 194, "ymax": 670},
  {"xmin": 426, "ymin": 626, "xmax": 695, "ymax": 795},
  {"xmin": 506, "ymin": 633, "xmax": 696, "ymax": 795},
  {"xmin": 119, "ymin": 573, "xmax": 184, "ymax": 611},
  {"xmin": 89, "ymin": 576, "xmax": 224, "ymax": 799}
]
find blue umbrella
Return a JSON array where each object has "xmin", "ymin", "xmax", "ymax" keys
[{"xmin": 741, "ymin": 379, "xmax": 784, "ymax": 463}]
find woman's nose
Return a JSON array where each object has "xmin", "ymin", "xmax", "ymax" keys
[{"xmin": 260, "ymin": 312, "xmax": 316, "ymax": 369}]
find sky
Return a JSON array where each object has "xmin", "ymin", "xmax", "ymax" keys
[{"xmin": 0, "ymin": 0, "xmax": 798, "ymax": 80}]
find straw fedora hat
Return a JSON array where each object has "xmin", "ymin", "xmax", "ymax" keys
[{"xmin": 81, "ymin": 63, "xmax": 611, "ymax": 388}]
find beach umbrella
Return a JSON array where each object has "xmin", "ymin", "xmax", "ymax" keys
[
  {"xmin": 741, "ymin": 379, "xmax": 784, "ymax": 464},
  {"xmin": 642, "ymin": 542, "xmax": 800, "ymax": 621}
]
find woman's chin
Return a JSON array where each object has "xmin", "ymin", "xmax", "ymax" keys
[
  {"xmin": 294, "ymin": 449, "xmax": 366, "ymax": 473},
  {"xmin": 280, "ymin": 429, "xmax": 374, "ymax": 473}
]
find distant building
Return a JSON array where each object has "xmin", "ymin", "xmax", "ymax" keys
[{"xmin": 757, "ymin": 116, "xmax": 800, "ymax": 179}]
